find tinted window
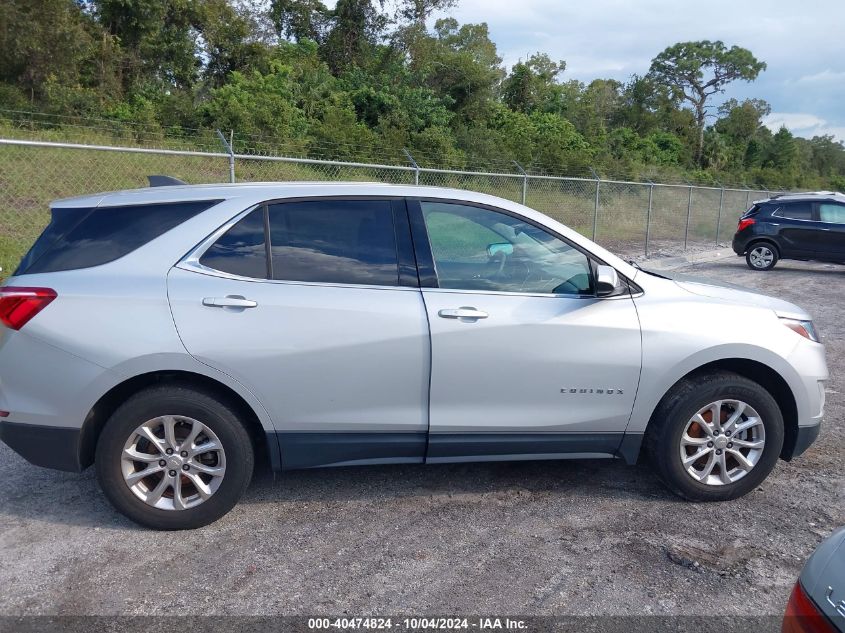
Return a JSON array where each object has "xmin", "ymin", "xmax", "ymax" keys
[
  {"xmin": 819, "ymin": 203, "xmax": 845, "ymax": 224},
  {"xmin": 268, "ymin": 200, "xmax": 398, "ymax": 286},
  {"xmin": 774, "ymin": 202, "xmax": 813, "ymax": 220},
  {"xmin": 200, "ymin": 208, "xmax": 268, "ymax": 278},
  {"xmin": 17, "ymin": 200, "xmax": 219, "ymax": 275},
  {"xmin": 14, "ymin": 207, "xmax": 94, "ymax": 275},
  {"xmin": 422, "ymin": 201, "xmax": 593, "ymax": 295}
]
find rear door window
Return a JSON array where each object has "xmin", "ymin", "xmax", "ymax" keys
[
  {"xmin": 267, "ymin": 200, "xmax": 399, "ymax": 286},
  {"xmin": 16, "ymin": 200, "xmax": 219, "ymax": 275},
  {"xmin": 774, "ymin": 202, "xmax": 813, "ymax": 220}
]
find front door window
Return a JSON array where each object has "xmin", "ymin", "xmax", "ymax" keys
[{"xmin": 421, "ymin": 201, "xmax": 593, "ymax": 295}]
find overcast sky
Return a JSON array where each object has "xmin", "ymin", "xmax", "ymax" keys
[{"xmin": 435, "ymin": 0, "xmax": 845, "ymax": 141}]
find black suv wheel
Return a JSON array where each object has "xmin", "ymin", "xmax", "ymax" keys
[{"xmin": 746, "ymin": 242, "xmax": 778, "ymax": 270}]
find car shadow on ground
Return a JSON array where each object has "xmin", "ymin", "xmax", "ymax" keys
[
  {"xmin": 0, "ymin": 449, "xmax": 677, "ymax": 530},
  {"xmin": 243, "ymin": 458, "xmax": 669, "ymax": 505},
  {"xmin": 690, "ymin": 259, "xmax": 844, "ymax": 277}
]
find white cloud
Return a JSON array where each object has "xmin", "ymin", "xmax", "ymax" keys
[
  {"xmin": 763, "ymin": 113, "xmax": 827, "ymax": 131},
  {"xmin": 795, "ymin": 69, "xmax": 845, "ymax": 84},
  {"xmin": 763, "ymin": 113, "xmax": 845, "ymax": 142}
]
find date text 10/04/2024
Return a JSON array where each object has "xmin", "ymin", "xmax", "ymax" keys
[{"xmin": 307, "ymin": 618, "xmax": 528, "ymax": 630}]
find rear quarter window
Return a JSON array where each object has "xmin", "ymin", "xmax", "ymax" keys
[
  {"xmin": 772, "ymin": 202, "xmax": 813, "ymax": 220},
  {"xmin": 15, "ymin": 200, "xmax": 221, "ymax": 275},
  {"xmin": 199, "ymin": 208, "xmax": 269, "ymax": 279}
]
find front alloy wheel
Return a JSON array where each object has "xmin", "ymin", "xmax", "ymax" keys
[
  {"xmin": 645, "ymin": 371, "xmax": 784, "ymax": 502},
  {"xmin": 679, "ymin": 400, "xmax": 765, "ymax": 486}
]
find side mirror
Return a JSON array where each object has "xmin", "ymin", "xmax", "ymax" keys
[
  {"xmin": 487, "ymin": 242, "xmax": 514, "ymax": 258},
  {"xmin": 595, "ymin": 265, "xmax": 619, "ymax": 297}
]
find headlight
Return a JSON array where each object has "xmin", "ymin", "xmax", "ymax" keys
[{"xmin": 780, "ymin": 317, "xmax": 819, "ymax": 342}]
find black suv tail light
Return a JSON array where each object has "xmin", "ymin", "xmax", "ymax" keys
[{"xmin": 738, "ymin": 218, "xmax": 756, "ymax": 231}]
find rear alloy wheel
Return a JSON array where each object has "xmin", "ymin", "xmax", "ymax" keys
[
  {"xmin": 646, "ymin": 372, "xmax": 784, "ymax": 501},
  {"xmin": 746, "ymin": 244, "xmax": 778, "ymax": 270},
  {"xmin": 121, "ymin": 416, "xmax": 227, "ymax": 511},
  {"xmin": 97, "ymin": 386, "xmax": 254, "ymax": 530}
]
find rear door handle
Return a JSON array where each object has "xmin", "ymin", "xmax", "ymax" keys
[
  {"xmin": 438, "ymin": 307, "xmax": 489, "ymax": 321},
  {"xmin": 202, "ymin": 296, "xmax": 257, "ymax": 309}
]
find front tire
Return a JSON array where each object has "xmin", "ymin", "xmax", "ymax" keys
[
  {"xmin": 645, "ymin": 372, "xmax": 784, "ymax": 502},
  {"xmin": 746, "ymin": 243, "xmax": 778, "ymax": 270},
  {"xmin": 96, "ymin": 385, "xmax": 254, "ymax": 530}
]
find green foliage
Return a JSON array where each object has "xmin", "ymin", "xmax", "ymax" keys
[
  {"xmin": 501, "ymin": 53, "xmax": 565, "ymax": 114},
  {"xmin": 201, "ymin": 61, "xmax": 310, "ymax": 146},
  {"xmin": 0, "ymin": 1, "xmax": 843, "ymax": 188},
  {"xmin": 648, "ymin": 40, "xmax": 766, "ymax": 164},
  {"xmin": 270, "ymin": 0, "xmax": 328, "ymax": 42}
]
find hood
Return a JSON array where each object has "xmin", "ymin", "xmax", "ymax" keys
[{"xmin": 666, "ymin": 272, "xmax": 811, "ymax": 320}]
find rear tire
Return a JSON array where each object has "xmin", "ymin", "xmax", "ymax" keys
[
  {"xmin": 645, "ymin": 372, "xmax": 784, "ymax": 502},
  {"xmin": 96, "ymin": 385, "xmax": 254, "ymax": 530},
  {"xmin": 746, "ymin": 242, "xmax": 778, "ymax": 270}
]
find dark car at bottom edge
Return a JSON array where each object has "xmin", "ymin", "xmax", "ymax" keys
[{"xmin": 783, "ymin": 527, "xmax": 845, "ymax": 632}]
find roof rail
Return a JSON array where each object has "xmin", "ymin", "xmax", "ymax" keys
[
  {"xmin": 148, "ymin": 175, "xmax": 188, "ymax": 187},
  {"xmin": 770, "ymin": 190, "xmax": 843, "ymax": 200}
]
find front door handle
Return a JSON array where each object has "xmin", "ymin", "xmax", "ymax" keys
[
  {"xmin": 438, "ymin": 307, "xmax": 489, "ymax": 322},
  {"xmin": 202, "ymin": 296, "xmax": 257, "ymax": 309}
]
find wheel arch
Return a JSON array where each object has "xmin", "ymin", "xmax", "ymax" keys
[
  {"xmin": 746, "ymin": 238, "xmax": 781, "ymax": 256},
  {"xmin": 623, "ymin": 357, "xmax": 799, "ymax": 464},
  {"xmin": 78, "ymin": 370, "xmax": 279, "ymax": 472}
]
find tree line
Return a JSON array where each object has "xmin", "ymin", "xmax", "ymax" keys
[{"xmin": 2, "ymin": 0, "xmax": 844, "ymax": 188}]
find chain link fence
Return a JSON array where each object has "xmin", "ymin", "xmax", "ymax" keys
[{"xmin": 0, "ymin": 137, "xmax": 780, "ymax": 277}]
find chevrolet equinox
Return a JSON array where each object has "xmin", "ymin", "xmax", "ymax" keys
[{"xmin": 0, "ymin": 182, "xmax": 829, "ymax": 529}]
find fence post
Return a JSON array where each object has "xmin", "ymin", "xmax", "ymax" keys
[
  {"xmin": 684, "ymin": 181, "xmax": 693, "ymax": 250},
  {"xmin": 215, "ymin": 129, "xmax": 235, "ymax": 183},
  {"xmin": 645, "ymin": 180, "xmax": 654, "ymax": 258},
  {"xmin": 589, "ymin": 167, "xmax": 600, "ymax": 241},
  {"xmin": 403, "ymin": 149, "xmax": 420, "ymax": 185},
  {"xmin": 715, "ymin": 181, "xmax": 725, "ymax": 246},
  {"xmin": 513, "ymin": 161, "xmax": 528, "ymax": 205},
  {"xmin": 744, "ymin": 187, "xmax": 751, "ymax": 212}
]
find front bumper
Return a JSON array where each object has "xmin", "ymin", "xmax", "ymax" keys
[
  {"xmin": 790, "ymin": 422, "xmax": 821, "ymax": 460},
  {"xmin": 0, "ymin": 420, "xmax": 83, "ymax": 472}
]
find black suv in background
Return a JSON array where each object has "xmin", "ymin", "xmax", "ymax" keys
[{"xmin": 732, "ymin": 192, "xmax": 845, "ymax": 270}]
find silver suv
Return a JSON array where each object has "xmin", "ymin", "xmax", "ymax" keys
[{"xmin": 0, "ymin": 183, "xmax": 828, "ymax": 529}]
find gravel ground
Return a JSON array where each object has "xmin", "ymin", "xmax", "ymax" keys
[{"xmin": 0, "ymin": 256, "xmax": 842, "ymax": 618}]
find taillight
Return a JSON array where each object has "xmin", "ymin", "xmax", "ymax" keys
[
  {"xmin": 738, "ymin": 218, "xmax": 756, "ymax": 231},
  {"xmin": 783, "ymin": 581, "xmax": 838, "ymax": 633},
  {"xmin": 0, "ymin": 287, "xmax": 57, "ymax": 330}
]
